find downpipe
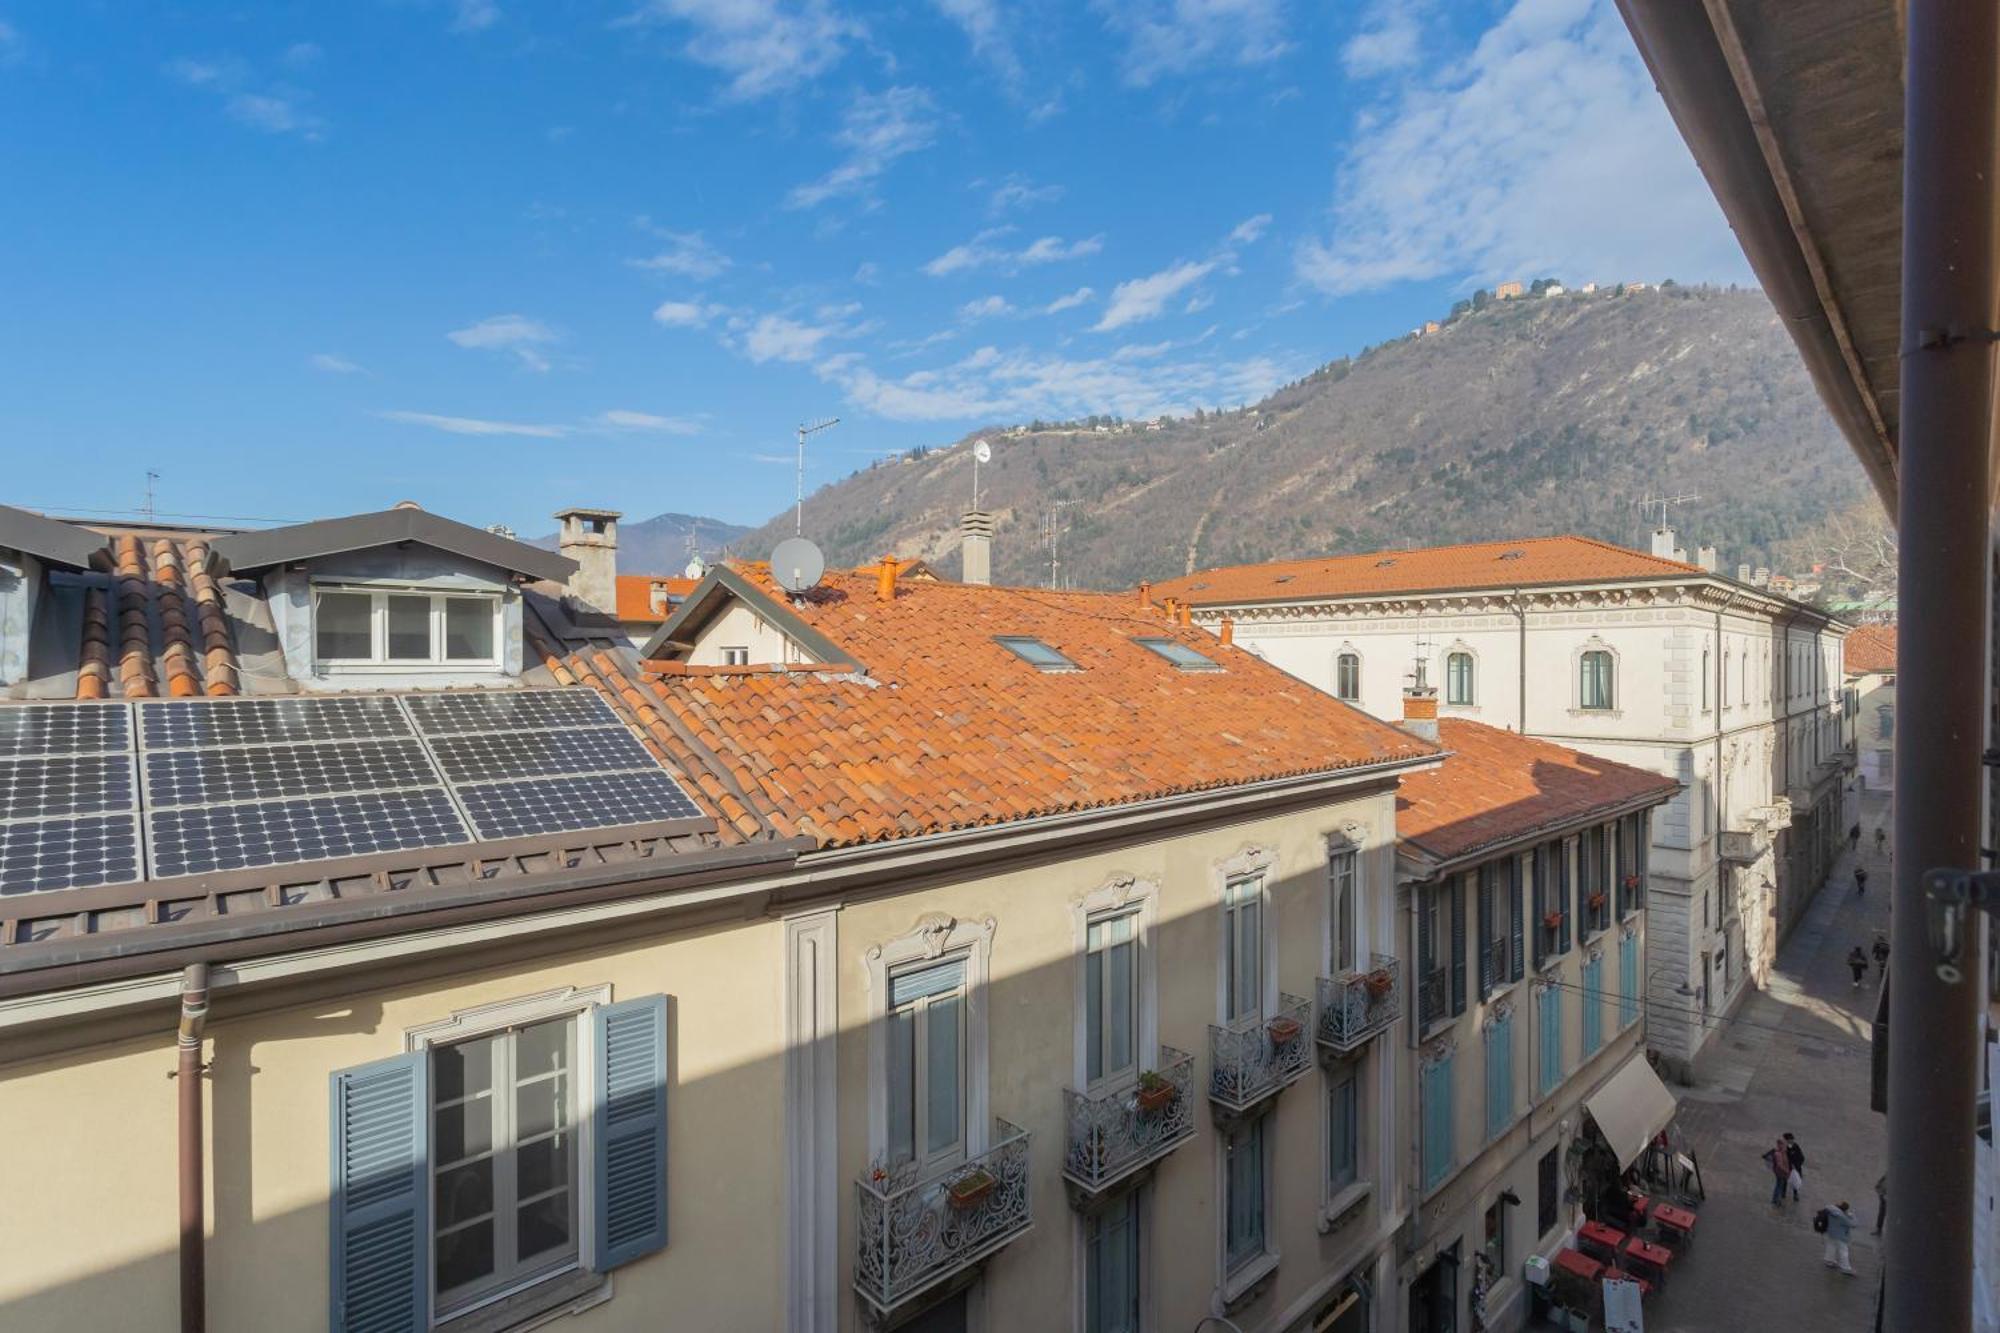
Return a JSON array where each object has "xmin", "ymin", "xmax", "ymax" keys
[{"xmin": 177, "ymin": 963, "xmax": 210, "ymax": 1333}]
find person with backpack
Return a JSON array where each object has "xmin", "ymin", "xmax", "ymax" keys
[
  {"xmin": 1848, "ymin": 946, "xmax": 1870, "ymax": 988},
  {"xmin": 1762, "ymin": 1137, "xmax": 1792, "ymax": 1207},
  {"xmin": 1816, "ymin": 1200, "xmax": 1857, "ymax": 1274},
  {"xmin": 1854, "ymin": 864, "xmax": 1869, "ymax": 896}
]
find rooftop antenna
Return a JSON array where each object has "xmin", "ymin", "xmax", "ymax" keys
[
  {"xmin": 794, "ymin": 417, "xmax": 840, "ymax": 535},
  {"xmin": 1638, "ymin": 491, "xmax": 1699, "ymax": 531},
  {"xmin": 142, "ymin": 470, "xmax": 160, "ymax": 521},
  {"xmin": 1043, "ymin": 499, "xmax": 1082, "ymax": 589},
  {"xmin": 1409, "ymin": 634, "xmax": 1433, "ymax": 691},
  {"xmin": 971, "ymin": 438, "xmax": 992, "ymax": 510}
]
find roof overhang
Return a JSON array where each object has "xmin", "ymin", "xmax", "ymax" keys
[
  {"xmin": 1397, "ymin": 785, "xmax": 1681, "ymax": 883},
  {"xmin": 209, "ymin": 507, "xmax": 578, "ymax": 583},
  {"xmin": 637, "ymin": 564, "xmax": 857, "ymax": 668},
  {"xmin": 1615, "ymin": 0, "xmax": 1905, "ymax": 509},
  {"xmin": 0, "ymin": 504, "xmax": 105, "ymax": 573}
]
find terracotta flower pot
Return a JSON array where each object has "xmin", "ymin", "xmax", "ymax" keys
[
  {"xmin": 1543, "ymin": 911, "xmax": 1565, "ymax": 931},
  {"xmin": 1588, "ymin": 892, "xmax": 1607, "ymax": 911},
  {"xmin": 947, "ymin": 1168, "xmax": 997, "ymax": 1210},
  {"xmin": 1267, "ymin": 1015, "xmax": 1303, "ymax": 1045},
  {"xmin": 1364, "ymin": 970, "xmax": 1396, "ymax": 999},
  {"xmin": 1136, "ymin": 1080, "xmax": 1179, "ymax": 1113}
]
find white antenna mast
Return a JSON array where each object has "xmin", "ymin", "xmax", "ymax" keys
[
  {"xmin": 1044, "ymin": 499, "xmax": 1082, "ymax": 588},
  {"xmin": 1637, "ymin": 491, "xmax": 1699, "ymax": 531},
  {"xmin": 795, "ymin": 417, "xmax": 840, "ymax": 535},
  {"xmin": 143, "ymin": 470, "xmax": 160, "ymax": 521}
]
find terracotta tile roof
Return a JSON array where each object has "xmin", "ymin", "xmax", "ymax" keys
[
  {"xmin": 1843, "ymin": 623, "xmax": 1896, "ymax": 674},
  {"xmin": 1150, "ymin": 535, "xmax": 1703, "ymax": 607},
  {"xmin": 545, "ymin": 565, "xmax": 1439, "ymax": 849},
  {"xmin": 76, "ymin": 531, "xmax": 242, "ymax": 699},
  {"xmin": 615, "ymin": 574, "xmax": 699, "ymax": 624},
  {"xmin": 1396, "ymin": 719, "xmax": 1680, "ymax": 865}
]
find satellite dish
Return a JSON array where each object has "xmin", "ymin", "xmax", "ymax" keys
[
  {"xmin": 770, "ymin": 537, "xmax": 825, "ymax": 594},
  {"xmin": 973, "ymin": 439, "xmax": 992, "ymax": 464},
  {"xmin": 683, "ymin": 554, "xmax": 707, "ymax": 579}
]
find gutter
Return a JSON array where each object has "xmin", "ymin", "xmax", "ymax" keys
[{"xmin": 177, "ymin": 963, "xmax": 210, "ymax": 1333}]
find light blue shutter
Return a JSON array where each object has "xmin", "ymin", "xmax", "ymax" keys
[
  {"xmin": 594, "ymin": 995, "xmax": 670, "ymax": 1270},
  {"xmin": 1619, "ymin": 933, "xmax": 1639, "ymax": 1028},
  {"xmin": 1421, "ymin": 1056, "xmax": 1455, "ymax": 1190},
  {"xmin": 329, "ymin": 1051, "xmax": 428, "ymax": 1333},
  {"xmin": 1485, "ymin": 1013, "xmax": 1513, "ymax": 1141},
  {"xmin": 1582, "ymin": 956, "xmax": 1603, "ymax": 1056},
  {"xmin": 1538, "ymin": 987, "xmax": 1563, "ymax": 1094}
]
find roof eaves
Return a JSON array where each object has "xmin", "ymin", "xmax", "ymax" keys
[
  {"xmin": 1400, "ymin": 782, "xmax": 1681, "ymax": 878},
  {"xmin": 638, "ymin": 565, "xmax": 860, "ymax": 671},
  {"xmin": 0, "ymin": 505, "xmax": 104, "ymax": 572},
  {"xmin": 210, "ymin": 508, "xmax": 577, "ymax": 583}
]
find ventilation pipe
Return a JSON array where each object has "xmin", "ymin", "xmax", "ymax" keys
[
  {"xmin": 177, "ymin": 962, "xmax": 211, "ymax": 1333},
  {"xmin": 1219, "ymin": 618, "xmax": 1234, "ymax": 646},
  {"xmin": 876, "ymin": 554, "xmax": 899, "ymax": 602},
  {"xmin": 1177, "ymin": 601, "xmax": 1192, "ymax": 627},
  {"xmin": 1138, "ymin": 580, "xmax": 1152, "ymax": 610}
]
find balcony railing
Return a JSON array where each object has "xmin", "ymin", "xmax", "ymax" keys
[
  {"xmin": 1061, "ymin": 1046, "xmax": 1197, "ymax": 1198},
  {"xmin": 1317, "ymin": 955, "xmax": 1402, "ymax": 1054},
  {"xmin": 855, "ymin": 1119, "xmax": 1033, "ymax": 1317},
  {"xmin": 1416, "ymin": 964, "xmax": 1450, "ymax": 1028},
  {"xmin": 1208, "ymin": 992, "xmax": 1313, "ymax": 1114}
]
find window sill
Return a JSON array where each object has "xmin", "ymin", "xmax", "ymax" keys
[
  {"xmin": 1220, "ymin": 1250, "xmax": 1281, "ymax": 1310},
  {"xmin": 1567, "ymin": 708, "xmax": 1624, "ymax": 720},
  {"xmin": 1317, "ymin": 1181, "xmax": 1373, "ymax": 1234},
  {"xmin": 438, "ymin": 1268, "xmax": 610, "ymax": 1333}
]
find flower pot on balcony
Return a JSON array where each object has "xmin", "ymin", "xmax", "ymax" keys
[
  {"xmin": 1267, "ymin": 1015, "xmax": 1303, "ymax": 1045},
  {"xmin": 1543, "ymin": 911, "xmax": 1565, "ymax": 931},
  {"xmin": 1364, "ymin": 969, "xmax": 1396, "ymax": 999},
  {"xmin": 1587, "ymin": 892, "xmax": 1607, "ymax": 912},
  {"xmin": 1622, "ymin": 874, "xmax": 1641, "ymax": 891},
  {"xmin": 1135, "ymin": 1073, "xmax": 1179, "ymax": 1114},
  {"xmin": 947, "ymin": 1167, "xmax": 998, "ymax": 1211}
]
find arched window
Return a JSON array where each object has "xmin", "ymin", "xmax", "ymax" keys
[
  {"xmin": 1335, "ymin": 652, "xmax": 1361, "ymax": 702},
  {"xmin": 1579, "ymin": 650, "xmax": 1615, "ymax": 710},
  {"xmin": 1446, "ymin": 652, "xmax": 1474, "ymax": 705}
]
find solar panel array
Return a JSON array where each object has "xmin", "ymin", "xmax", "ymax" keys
[{"xmin": 0, "ymin": 690, "xmax": 705, "ymax": 896}]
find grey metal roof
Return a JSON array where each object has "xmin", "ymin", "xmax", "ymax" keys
[
  {"xmin": 209, "ymin": 506, "xmax": 578, "ymax": 582},
  {"xmin": 0, "ymin": 505, "xmax": 104, "ymax": 572}
]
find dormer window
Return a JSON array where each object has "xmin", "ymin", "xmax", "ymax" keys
[
  {"xmin": 995, "ymin": 636, "xmax": 1079, "ymax": 671},
  {"xmin": 312, "ymin": 584, "xmax": 501, "ymax": 668}
]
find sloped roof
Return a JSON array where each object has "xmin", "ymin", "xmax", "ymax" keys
[
  {"xmin": 1844, "ymin": 623, "xmax": 1897, "ymax": 674},
  {"xmin": 72, "ymin": 531, "xmax": 243, "ymax": 699},
  {"xmin": 1149, "ymin": 536, "xmax": 1703, "ymax": 608},
  {"xmin": 0, "ymin": 504, "xmax": 104, "ymax": 571},
  {"xmin": 211, "ymin": 506, "xmax": 576, "ymax": 582},
  {"xmin": 615, "ymin": 574, "xmax": 699, "ymax": 624},
  {"xmin": 551, "ymin": 564, "xmax": 1440, "ymax": 848},
  {"xmin": 1396, "ymin": 719, "xmax": 1680, "ymax": 867}
]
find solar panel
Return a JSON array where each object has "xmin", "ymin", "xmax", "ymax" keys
[
  {"xmin": 142, "ymin": 739, "xmax": 444, "ymax": 809},
  {"xmin": 403, "ymin": 690, "xmax": 618, "ymax": 736},
  {"xmin": 0, "ymin": 703, "xmax": 132, "ymax": 758},
  {"xmin": 426, "ymin": 727, "xmax": 656, "ymax": 784},
  {"xmin": 147, "ymin": 790, "xmax": 470, "ymax": 879},
  {"xmin": 138, "ymin": 696, "xmax": 412, "ymax": 750},
  {"xmin": 0, "ymin": 754, "xmax": 139, "ymax": 821},
  {"xmin": 454, "ymin": 772, "xmax": 703, "ymax": 841},
  {"xmin": 0, "ymin": 814, "xmax": 143, "ymax": 895}
]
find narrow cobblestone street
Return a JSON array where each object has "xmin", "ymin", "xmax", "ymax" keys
[{"xmin": 1637, "ymin": 790, "xmax": 1891, "ymax": 1332}]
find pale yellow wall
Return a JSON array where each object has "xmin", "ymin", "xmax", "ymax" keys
[
  {"xmin": 831, "ymin": 784, "xmax": 1404, "ymax": 1333},
  {"xmin": 686, "ymin": 601, "xmax": 800, "ymax": 667},
  {"xmin": 0, "ymin": 916, "xmax": 788, "ymax": 1333}
]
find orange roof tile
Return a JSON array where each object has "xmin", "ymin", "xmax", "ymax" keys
[
  {"xmin": 615, "ymin": 573, "xmax": 699, "ymax": 623},
  {"xmin": 566, "ymin": 565, "xmax": 1440, "ymax": 849},
  {"xmin": 1150, "ymin": 535, "xmax": 1703, "ymax": 607},
  {"xmin": 1844, "ymin": 623, "xmax": 1896, "ymax": 674},
  {"xmin": 1395, "ymin": 719, "xmax": 1679, "ymax": 865},
  {"xmin": 73, "ymin": 530, "xmax": 241, "ymax": 700}
]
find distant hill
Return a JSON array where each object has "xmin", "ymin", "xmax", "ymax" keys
[
  {"xmin": 734, "ymin": 284, "xmax": 1868, "ymax": 589},
  {"xmin": 530, "ymin": 512, "xmax": 751, "ymax": 576}
]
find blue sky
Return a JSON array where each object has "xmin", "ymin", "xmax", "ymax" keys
[{"xmin": 0, "ymin": 0, "xmax": 1752, "ymax": 536}]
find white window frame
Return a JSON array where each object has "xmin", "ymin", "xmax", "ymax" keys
[
  {"xmin": 1333, "ymin": 649, "xmax": 1361, "ymax": 702},
  {"xmin": 1444, "ymin": 650, "xmax": 1475, "ymax": 706},
  {"xmin": 312, "ymin": 580, "xmax": 504, "ymax": 670},
  {"xmin": 404, "ymin": 986, "xmax": 611, "ymax": 1324},
  {"xmin": 1071, "ymin": 874, "xmax": 1159, "ymax": 1093},
  {"xmin": 1573, "ymin": 639, "xmax": 1619, "ymax": 714},
  {"xmin": 1215, "ymin": 846, "xmax": 1276, "ymax": 1024},
  {"xmin": 1328, "ymin": 840, "xmax": 1361, "ymax": 976},
  {"xmin": 1326, "ymin": 1059, "xmax": 1360, "ymax": 1196},
  {"xmin": 866, "ymin": 914, "xmax": 995, "ymax": 1164},
  {"xmin": 1079, "ymin": 1186, "xmax": 1147, "ymax": 1333},
  {"xmin": 884, "ymin": 961, "xmax": 969, "ymax": 1172},
  {"xmin": 1218, "ymin": 1111, "xmax": 1278, "ymax": 1298},
  {"xmin": 720, "ymin": 645, "xmax": 750, "ymax": 666}
]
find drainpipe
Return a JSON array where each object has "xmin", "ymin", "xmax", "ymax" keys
[
  {"xmin": 178, "ymin": 963, "xmax": 210, "ymax": 1333},
  {"xmin": 1891, "ymin": 3, "xmax": 1995, "ymax": 1327},
  {"xmin": 1509, "ymin": 592, "xmax": 1526, "ymax": 732}
]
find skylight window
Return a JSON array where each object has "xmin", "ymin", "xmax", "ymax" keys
[
  {"xmin": 1374, "ymin": 558, "xmax": 1397, "ymax": 568},
  {"xmin": 1135, "ymin": 637, "xmax": 1222, "ymax": 671},
  {"xmin": 995, "ymin": 636, "xmax": 1080, "ymax": 671}
]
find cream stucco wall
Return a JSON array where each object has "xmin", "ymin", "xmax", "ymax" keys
[{"xmin": 686, "ymin": 601, "xmax": 805, "ymax": 667}]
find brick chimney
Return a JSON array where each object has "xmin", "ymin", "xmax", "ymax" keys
[
  {"xmin": 1401, "ymin": 683, "xmax": 1440, "ymax": 741},
  {"xmin": 961, "ymin": 510, "xmax": 994, "ymax": 586},
  {"xmin": 554, "ymin": 506, "xmax": 620, "ymax": 613}
]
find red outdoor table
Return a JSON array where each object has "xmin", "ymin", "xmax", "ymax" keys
[
  {"xmin": 1626, "ymin": 1190, "xmax": 1651, "ymax": 1219},
  {"xmin": 1553, "ymin": 1249, "xmax": 1606, "ymax": 1283},
  {"xmin": 1622, "ymin": 1235, "xmax": 1673, "ymax": 1287},
  {"xmin": 1652, "ymin": 1202, "xmax": 1697, "ymax": 1239},
  {"xmin": 1577, "ymin": 1220, "xmax": 1628, "ymax": 1262}
]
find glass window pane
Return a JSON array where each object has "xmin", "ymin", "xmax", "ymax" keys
[
  {"xmin": 446, "ymin": 597, "xmax": 496, "ymax": 661},
  {"xmin": 517, "ymin": 1191, "xmax": 572, "ymax": 1262},
  {"xmin": 1086, "ymin": 947, "xmax": 1105, "ymax": 1083},
  {"xmin": 925, "ymin": 995, "xmax": 962, "ymax": 1156},
  {"xmin": 1227, "ymin": 1120, "xmax": 1265, "ymax": 1267},
  {"xmin": 1330, "ymin": 1075, "xmax": 1357, "ymax": 1188},
  {"xmin": 434, "ymin": 1096, "xmax": 492, "ymax": 1164},
  {"xmin": 436, "ymin": 1218, "xmax": 495, "ymax": 1295},
  {"xmin": 1105, "ymin": 938, "xmax": 1134, "ymax": 1078},
  {"xmin": 435, "ymin": 1157, "xmax": 494, "ymax": 1231},
  {"xmin": 515, "ymin": 1018, "xmax": 569, "ymax": 1079},
  {"xmin": 435, "ymin": 1035, "xmax": 496, "ymax": 1103},
  {"xmin": 315, "ymin": 591, "xmax": 373, "ymax": 661},
  {"xmin": 1087, "ymin": 1195, "xmax": 1141, "ymax": 1333},
  {"xmin": 886, "ymin": 1008, "xmax": 916, "ymax": 1164},
  {"xmin": 386, "ymin": 594, "xmax": 431, "ymax": 660},
  {"xmin": 517, "ymin": 1134, "xmax": 569, "ymax": 1199},
  {"xmin": 515, "ymin": 1073, "xmax": 567, "ymax": 1140}
]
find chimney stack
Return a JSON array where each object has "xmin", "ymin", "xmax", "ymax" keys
[
  {"xmin": 961, "ymin": 510, "xmax": 994, "ymax": 586},
  {"xmin": 1737, "ymin": 562, "xmax": 1753, "ymax": 582},
  {"xmin": 1177, "ymin": 601, "xmax": 1192, "ymax": 627},
  {"xmin": 1219, "ymin": 618, "xmax": 1234, "ymax": 646},
  {"xmin": 553, "ymin": 506, "xmax": 621, "ymax": 613},
  {"xmin": 1696, "ymin": 544, "xmax": 1718, "ymax": 573},
  {"xmin": 1400, "ymin": 683, "xmax": 1440, "ymax": 741},
  {"xmin": 1138, "ymin": 580, "xmax": 1152, "ymax": 610},
  {"xmin": 1649, "ymin": 526, "xmax": 1678, "ymax": 560},
  {"xmin": 876, "ymin": 553, "xmax": 900, "ymax": 602}
]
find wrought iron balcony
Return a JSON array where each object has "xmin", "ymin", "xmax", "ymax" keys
[
  {"xmin": 1416, "ymin": 964, "xmax": 1450, "ymax": 1028},
  {"xmin": 1317, "ymin": 955, "xmax": 1402, "ymax": 1054},
  {"xmin": 1208, "ymin": 992, "xmax": 1313, "ymax": 1114},
  {"xmin": 1062, "ymin": 1046, "xmax": 1197, "ymax": 1199},
  {"xmin": 854, "ymin": 1119, "xmax": 1033, "ymax": 1318}
]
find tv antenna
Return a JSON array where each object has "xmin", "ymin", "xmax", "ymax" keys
[
  {"xmin": 1638, "ymin": 491, "xmax": 1699, "ymax": 531},
  {"xmin": 1043, "ymin": 499, "xmax": 1082, "ymax": 589},
  {"xmin": 143, "ymin": 470, "xmax": 160, "ymax": 521},
  {"xmin": 971, "ymin": 438, "xmax": 992, "ymax": 510},
  {"xmin": 794, "ymin": 418, "xmax": 840, "ymax": 535},
  {"xmin": 1409, "ymin": 634, "xmax": 1433, "ymax": 691}
]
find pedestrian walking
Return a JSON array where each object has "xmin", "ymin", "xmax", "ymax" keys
[
  {"xmin": 1854, "ymin": 864, "xmax": 1868, "ymax": 896},
  {"xmin": 1784, "ymin": 1132, "xmax": 1806, "ymax": 1201},
  {"xmin": 1817, "ymin": 1200, "xmax": 1857, "ymax": 1274},
  {"xmin": 1849, "ymin": 822, "xmax": 1861, "ymax": 853},
  {"xmin": 1847, "ymin": 946, "xmax": 1869, "ymax": 988},
  {"xmin": 1872, "ymin": 933, "xmax": 1889, "ymax": 974},
  {"xmin": 1874, "ymin": 825, "xmax": 1888, "ymax": 855},
  {"xmin": 1873, "ymin": 1173, "xmax": 1887, "ymax": 1236},
  {"xmin": 1762, "ymin": 1138, "xmax": 1792, "ymax": 1207}
]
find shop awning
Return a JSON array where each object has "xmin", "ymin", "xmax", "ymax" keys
[{"xmin": 1586, "ymin": 1056, "xmax": 1679, "ymax": 1170}]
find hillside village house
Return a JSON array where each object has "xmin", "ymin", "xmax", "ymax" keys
[
  {"xmin": 1843, "ymin": 624, "xmax": 1896, "ymax": 795},
  {"xmin": 1152, "ymin": 531, "xmax": 1854, "ymax": 1075},
  {"xmin": 0, "ymin": 498, "xmax": 1695, "ymax": 1333}
]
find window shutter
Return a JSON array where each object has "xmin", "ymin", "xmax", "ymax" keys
[
  {"xmin": 1509, "ymin": 857, "xmax": 1525, "ymax": 982},
  {"xmin": 1558, "ymin": 843, "xmax": 1572, "ymax": 954},
  {"xmin": 593, "ymin": 995, "xmax": 670, "ymax": 1270},
  {"xmin": 1421, "ymin": 1057, "xmax": 1454, "ymax": 1190},
  {"xmin": 1449, "ymin": 877, "xmax": 1467, "ymax": 1016},
  {"xmin": 329, "ymin": 1052, "xmax": 428, "ymax": 1333},
  {"xmin": 1418, "ymin": 886, "xmax": 1435, "ymax": 979},
  {"xmin": 1476, "ymin": 867, "xmax": 1492, "ymax": 994},
  {"xmin": 1485, "ymin": 1014, "xmax": 1513, "ymax": 1140},
  {"xmin": 1530, "ymin": 847, "xmax": 1546, "ymax": 970}
]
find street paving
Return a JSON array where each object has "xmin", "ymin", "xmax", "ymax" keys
[{"xmin": 1633, "ymin": 790, "xmax": 1890, "ymax": 1332}]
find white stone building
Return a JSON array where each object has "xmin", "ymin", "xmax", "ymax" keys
[{"xmin": 1153, "ymin": 532, "xmax": 1854, "ymax": 1072}]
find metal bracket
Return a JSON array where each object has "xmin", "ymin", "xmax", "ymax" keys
[
  {"xmin": 1922, "ymin": 868, "xmax": 2000, "ymax": 983},
  {"xmin": 1915, "ymin": 326, "xmax": 2000, "ymax": 350}
]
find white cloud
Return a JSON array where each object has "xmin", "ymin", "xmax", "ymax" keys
[
  {"xmin": 1044, "ymin": 286, "xmax": 1095, "ymax": 314},
  {"xmin": 282, "ymin": 42, "xmax": 322, "ymax": 68},
  {"xmin": 787, "ymin": 86, "xmax": 939, "ymax": 209},
  {"xmin": 742, "ymin": 314, "xmax": 839, "ymax": 363},
  {"xmin": 1297, "ymin": 0, "xmax": 1750, "ymax": 296},
  {"xmin": 1184, "ymin": 293, "xmax": 1213, "ymax": 314},
  {"xmin": 1227, "ymin": 213, "xmax": 1272, "ymax": 245},
  {"xmin": 1094, "ymin": 259, "xmax": 1216, "ymax": 332},
  {"xmin": 167, "ymin": 58, "xmax": 223, "ymax": 86},
  {"xmin": 227, "ymin": 93, "xmax": 314, "ymax": 135},
  {"xmin": 923, "ymin": 227, "xmax": 1013, "ymax": 277},
  {"xmin": 308, "ymin": 353, "xmax": 364, "ymax": 374},
  {"xmin": 1019, "ymin": 234, "xmax": 1103, "ymax": 265},
  {"xmin": 854, "ymin": 260, "xmax": 881, "ymax": 284},
  {"xmin": 923, "ymin": 227, "xmax": 1101, "ymax": 276},
  {"xmin": 629, "ymin": 227, "xmax": 730, "ymax": 279},
  {"xmin": 166, "ymin": 57, "xmax": 325, "ymax": 138},
  {"xmin": 623, "ymin": 0, "xmax": 859, "ymax": 100},
  {"xmin": 588, "ymin": 409, "xmax": 701, "ymax": 434},
  {"xmin": 931, "ymin": 0, "xmax": 1023, "ymax": 86},
  {"xmin": 1098, "ymin": 0, "xmax": 1290, "ymax": 87},
  {"xmin": 652, "ymin": 299, "xmax": 720, "ymax": 328},
  {"xmin": 447, "ymin": 314, "xmax": 561, "ymax": 371},
  {"xmin": 1341, "ymin": 0, "xmax": 1423, "ymax": 77},
  {"xmin": 959, "ymin": 295, "xmax": 1014, "ymax": 320},
  {"xmin": 987, "ymin": 174, "xmax": 1063, "ymax": 214},
  {"xmin": 379, "ymin": 411, "xmax": 568, "ymax": 438},
  {"xmin": 453, "ymin": 0, "xmax": 500, "ymax": 32}
]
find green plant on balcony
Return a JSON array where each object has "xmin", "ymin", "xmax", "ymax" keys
[
  {"xmin": 1135, "ymin": 1068, "xmax": 1179, "ymax": 1113},
  {"xmin": 946, "ymin": 1165, "xmax": 998, "ymax": 1211}
]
